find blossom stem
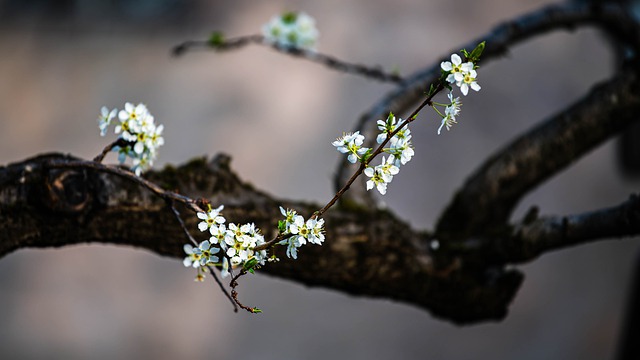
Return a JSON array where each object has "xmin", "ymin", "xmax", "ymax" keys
[
  {"xmin": 255, "ymin": 82, "xmax": 445, "ymax": 251},
  {"xmin": 167, "ymin": 199, "xmax": 199, "ymax": 247},
  {"xmin": 205, "ymin": 265, "xmax": 238, "ymax": 312},
  {"xmin": 316, "ymin": 81, "xmax": 445, "ymax": 216},
  {"xmin": 93, "ymin": 138, "xmax": 127, "ymax": 163}
]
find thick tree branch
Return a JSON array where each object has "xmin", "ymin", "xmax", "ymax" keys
[
  {"xmin": 334, "ymin": 1, "xmax": 640, "ymax": 203},
  {"xmin": 449, "ymin": 194, "xmax": 640, "ymax": 265},
  {"xmin": 0, "ymin": 153, "xmax": 517, "ymax": 324},
  {"xmin": 0, "ymin": 152, "xmax": 638, "ymax": 324},
  {"xmin": 436, "ymin": 70, "xmax": 640, "ymax": 238}
]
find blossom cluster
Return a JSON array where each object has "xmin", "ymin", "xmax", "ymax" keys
[
  {"xmin": 436, "ymin": 48, "xmax": 482, "ymax": 134},
  {"xmin": 332, "ymin": 113, "xmax": 414, "ymax": 195},
  {"xmin": 440, "ymin": 54, "xmax": 480, "ymax": 96},
  {"xmin": 98, "ymin": 102, "xmax": 164, "ymax": 175},
  {"xmin": 277, "ymin": 207, "xmax": 325, "ymax": 259},
  {"xmin": 262, "ymin": 11, "xmax": 319, "ymax": 50},
  {"xmin": 184, "ymin": 205, "xmax": 269, "ymax": 279}
]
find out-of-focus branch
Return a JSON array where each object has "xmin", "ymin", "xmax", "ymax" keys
[
  {"xmin": 173, "ymin": 35, "xmax": 404, "ymax": 84},
  {"xmin": 451, "ymin": 194, "xmax": 640, "ymax": 265},
  {"xmin": 436, "ymin": 70, "xmax": 640, "ymax": 238},
  {"xmin": 335, "ymin": 2, "xmax": 640, "ymax": 203}
]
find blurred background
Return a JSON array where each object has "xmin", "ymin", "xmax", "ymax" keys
[{"xmin": 0, "ymin": 0, "xmax": 639, "ymax": 359}]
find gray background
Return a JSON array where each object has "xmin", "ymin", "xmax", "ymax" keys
[{"xmin": 0, "ymin": 0, "xmax": 638, "ymax": 359}]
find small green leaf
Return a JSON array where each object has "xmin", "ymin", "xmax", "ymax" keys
[
  {"xmin": 461, "ymin": 49, "xmax": 470, "ymax": 58},
  {"xmin": 469, "ymin": 41, "xmax": 486, "ymax": 61},
  {"xmin": 427, "ymin": 83, "xmax": 437, "ymax": 97},
  {"xmin": 243, "ymin": 258, "xmax": 258, "ymax": 272},
  {"xmin": 278, "ymin": 220, "xmax": 287, "ymax": 233},
  {"xmin": 208, "ymin": 31, "xmax": 225, "ymax": 47},
  {"xmin": 252, "ymin": 307, "xmax": 263, "ymax": 313},
  {"xmin": 282, "ymin": 11, "xmax": 297, "ymax": 24}
]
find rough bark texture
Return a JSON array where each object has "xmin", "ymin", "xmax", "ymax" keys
[{"xmin": 0, "ymin": 153, "xmax": 523, "ymax": 324}]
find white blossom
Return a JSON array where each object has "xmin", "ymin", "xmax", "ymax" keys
[
  {"xmin": 278, "ymin": 211, "xmax": 325, "ymax": 259},
  {"xmin": 98, "ymin": 106, "xmax": 117, "ymax": 136},
  {"xmin": 333, "ymin": 131, "xmax": 369, "ymax": 163},
  {"xmin": 375, "ymin": 114, "xmax": 414, "ymax": 167},
  {"xmin": 441, "ymin": 54, "xmax": 466, "ymax": 84},
  {"xmin": 209, "ymin": 223, "xmax": 227, "ymax": 245},
  {"xmin": 99, "ymin": 102, "xmax": 165, "ymax": 175},
  {"xmin": 438, "ymin": 92, "xmax": 462, "ymax": 134},
  {"xmin": 457, "ymin": 69, "xmax": 481, "ymax": 96},
  {"xmin": 364, "ymin": 155, "xmax": 399, "ymax": 195},
  {"xmin": 441, "ymin": 53, "xmax": 481, "ymax": 96},
  {"xmin": 183, "ymin": 241, "xmax": 220, "ymax": 268},
  {"xmin": 262, "ymin": 11, "xmax": 319, "ymax": 50},
  {"xmin": 218, "ymin": 222, "xmax": 268, "ymax": 277},
  {"xmin": 197, "ymin": 205, "xmax": 225, "ymax": 232},
  {"xmin": 183, "ymin": 244, "xmax": 202, "ymax": 268}
]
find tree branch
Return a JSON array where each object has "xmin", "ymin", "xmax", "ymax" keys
[
  {"xmin": 449, "ymin": 194, "xmax": 640, "ymax": 265},
  {"xmin": 436, "ymin": 69, "xmax": 640, "ymax": 238},
  {"xmin": 173, "ymin": 35, "xmax": 404, "ymax": 84},
  {"xmin": 0, "ymin": 151, "xmax": 638, "ymax": 324}
]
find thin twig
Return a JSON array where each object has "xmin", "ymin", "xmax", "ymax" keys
[
  {"xmin": 46, "ymin": 160, "xmax": 204, "ymax": 214},
  {"xmin": 173, "ymin": 35, "xmax": 405, "ymax": 84},
  {"xmin": 206, "ymin": 265, "xmax": 238, "ymax": 312},
  {"xmin": 255, "ymin": 82, "xmax": 445, "ymax": 251},
  {"xmin": 93, "ymin": 139, "xmax": 127, "ymax": 163},
  {"xmin": 229, "ymin": 270, "xmax": 260, "ymax": 313},
  {"xmin": 166, "ymin": 199, "xmax": 198, "ymax": 247}
]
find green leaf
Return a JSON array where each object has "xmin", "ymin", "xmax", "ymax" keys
[
  {"xmin": 278, "ymin": 220, "xmax": 287, "ymax": 233},
  {"xmin": 252, "ymin": 307, "xmax": 263, "ymax": 313},
  {"xmin": 208, "ymin": 31, "xmax": 225, "ymax": 47},
  {"xmin": 282, "ymin": 11, "xmax": 297, "ymax": 24},
  {"xmin": 469, "ymin": 41, "xmax": 486, "ymax": 61},
  {"xmin": 427, "ymin": 83, "xmax": 437, "ymax": 97},
  {"xmin": 243, "ymin": 258, "xmax": 258, "ymax": 272}
]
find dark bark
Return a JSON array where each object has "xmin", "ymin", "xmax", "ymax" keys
[{"xmin": 0, "ymin": 151, "xmax": 637, "ymax": 324}]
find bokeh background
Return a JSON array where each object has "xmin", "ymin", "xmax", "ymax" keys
[{"xmin": 1, "ymin": 0, "xmax": 639, "ymax": 359}]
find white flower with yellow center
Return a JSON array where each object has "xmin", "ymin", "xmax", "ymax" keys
[
  {"xmin": 333, "ymin": 131, "xmax": 369, "ymax": 163},
  {"xmin": 457, "ymin": 69, "xmax": 481, "ymax": 96},
  {"xmin": 364, "ymin": 155, "xmax": 399, "ymax": 195},
  {"xmin": 197, "ymin": 205, "xmax": 225, "ymax": 232},
  {"xmin": 441, "ymin": 54, "xmax": 465, "ymax": 84}
]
